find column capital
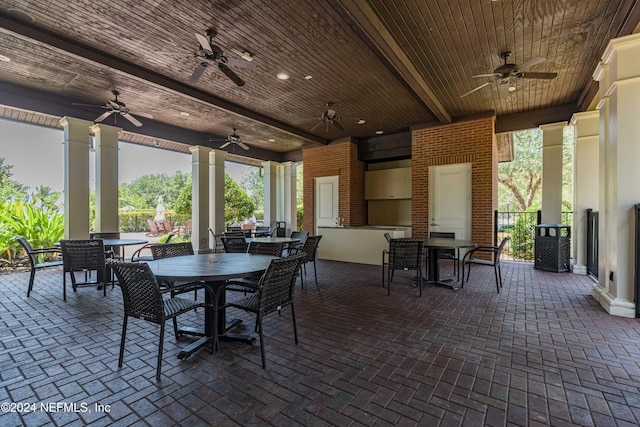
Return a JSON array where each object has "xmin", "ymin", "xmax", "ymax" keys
[
  {"xmin": 189, "ymin": 145, "xmax": 211, "ymax": 162},
  {"xmin": 208, "ymin": 148, "xmax": 226, "ymax": 164},
  {"xmin": 602, "ymin": 32, "xmax": 640, "ymax": 64},
  {"xmin": 59, "ymin": 117, "xmax": 93, "ymax": 142},
  {"xmin": 570, "ymin": 111, "xmax": 599, "ymax": 138},
  {"xmin": 90, "ymin": 123, "xmax": 122, "ymax": 141},
  {"xmin": 539, "ymin": 122, "xmax": 567, "ymax": 132}
]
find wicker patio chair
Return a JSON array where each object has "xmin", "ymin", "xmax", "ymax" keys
[
  {"xmin": 208, "ymin": 227, "xmax": 225, "ymax": 253},
  {"xmin": 225, "ymin": 241, "xmax": 285, "ymax": 294},
  {"xmin": 288, "ymin": 235, "xmax": 322, "ymax": 289},
  {"xmin": 221, "ymin": 235, "xmax": 248, "ymax": 253},
  {"xmin": 109, "ymin": 261, "xmax": 208, "ymax": 381},
  {"xmin": 224, "ymin": 253, "xmax": 304, "ymax": 368},
  {"xmin": 59, "ymin": 239, "xmax": 108, "ymax": 301},
  {"xmin": 17, "ymin": 237, "xmax": 63, "ymax": 298},
  {"xmin": 382, "ymin": 238, "xmax": 424, "ymax": 297},
  {"xmin": 254, "ymin": 225, "xmax": 271, "ymax": 237},
  {"xmin": 462, "ymin": 236, "xmax": 510, "ymax": 293}
]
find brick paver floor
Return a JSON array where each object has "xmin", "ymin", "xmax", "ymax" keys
[{"xmin": 1, "ymin": 259, "xmax": 639, "ymax": 426}]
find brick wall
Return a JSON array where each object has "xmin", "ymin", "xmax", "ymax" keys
[
  {"xmin": 412, "ymin": 117, "xmax": 497, "ymax": 251},
  {"xmin": 302, "ymin": 141, "xmax": 366, "ymax": 232}
]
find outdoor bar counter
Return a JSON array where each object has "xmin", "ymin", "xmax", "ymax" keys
[{"xmin": 318, "ymin": 226, "xmax": 410, "ymax": 265}]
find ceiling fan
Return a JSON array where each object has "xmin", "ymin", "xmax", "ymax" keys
[
  {"xmin": 157, "ymin": 29, "xmax": 255, "ymax": 86},
  {"xmin": 310, "ymin": 102, "xmax": 344, "ymax": 132},
  {"xmin": 72, "ymin": 90, "xmax": 152, "ymax": 127},
  {"xmin": 461, "ymin": 52, "xmax": 558, "ymax": 98},
  {"xmin": 210, "ymin": 128, "xmax": 249, "ymax": 151}
]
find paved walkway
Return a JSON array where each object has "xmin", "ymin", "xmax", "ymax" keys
[{"xmin": 1, "ymin": 259, "xmax": 639, "ymax": 426}]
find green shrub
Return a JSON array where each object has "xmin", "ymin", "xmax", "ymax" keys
[
  {"xmin": 0, "ymin": 198, "xmax": 64, "ymax": 261},
  {"xmin": 510, "ymin": 205, "xmax": 539, "ymax": 261}
]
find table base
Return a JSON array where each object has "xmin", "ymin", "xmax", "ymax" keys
[{"xmin": 176, "ymin": 318, "xmax": 256, "ymax": 359}]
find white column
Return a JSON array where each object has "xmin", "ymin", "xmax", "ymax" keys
[
  {"xmin": 539, "ymin": 122, "xmax": 567, "ymax": 224},
  {"xmin": 91, "ymin": 123, "xmax": 121, "ymax": 232},
  {"xmin": 208, "ymin": 149, "xmax": 226, "ymax": 239},
  {"xmin": 570, "ymin": 111, "xmax": 599, "ymax": 275},
  {"xmin": 262, "ymin": 161, "xmax": 278, "ymax": 229},
  {"xmin": 282, "ymin": 162, "xmax": 297, "ymax": 235},
  {"xmin": 591, "ymin": 33, "xmax": 640, "ymax": 317},
  {"xmin": 59, "ymin": 117, "xmax": 92, "ymax": 239},
  {"xmin": 190, "ymin": 146, "xmax": 211, "ymax": 254}
]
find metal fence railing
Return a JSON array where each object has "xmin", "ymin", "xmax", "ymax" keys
[{"xmin": 494, "ymin": 210, "xmax": 573, "ymax": 262}]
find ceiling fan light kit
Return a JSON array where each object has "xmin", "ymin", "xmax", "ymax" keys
[
  {"xmin": 210, "ymin": 128, "xmax": 250, "ymax": 151},
  {"xmin": 309, "ymin": 102, "xmax": 345, "ymax": 132},
  {"xmin": 461, "ymin": 51, "xmax": 558, "ymax": 98}
]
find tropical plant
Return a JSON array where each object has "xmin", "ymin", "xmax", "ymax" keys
[{"xmin": 0, "ymin": 198, "xmax": 64, "ymax": 261}]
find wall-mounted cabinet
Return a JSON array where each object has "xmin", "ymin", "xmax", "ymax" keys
[{"xmin": 365, "ymin": 167, "xmax": 411, "ymax": 200}]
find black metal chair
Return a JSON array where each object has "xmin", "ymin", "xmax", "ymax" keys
[
  {"xmin": 59, "ymin": 239, "xmax": 107, "ymax": 301},
  {"xmin": 208, "ymin": 227, "xmax": 225, "ymax": 253},
  {"xmin": 226, "ymin": 226, "xmax": 242, "ymax": 232},
  {"xmin": 382, "ymin": 238, "xmax": 424, "ymax": 297},
  {"xmin": 109, "ymin": 261, "xmax": 208, "ymax": 381},
  {"xmin": 16, "ymin": 236, "xmax": 63, "ymax": 298},
  {"xmin": 285, "ymin": 230, "xmax": 309, "ymax": 255},
  {"xmin": 221, "ymin": 236, "xmax": 248, "ymax": 253},
  {"xmin": 90, "ymin": 231, "xmax": 122, "ymax": 259},
  {"xmin": 381, "ymin": 232, "xmax": 392, "ymax": 287},
  {"xmin": 289, "ymin": 235, "xmax": 322, "ymax": 289},
  {"xmin": 224, "ymin": 254, "xmax": 304, "ymax": 368},
  {"xmin": 462, "ymin": 236, "xmax": 510, "ymax": 293},
  {"xmin": 428, "ymin": 231, "xmax": 460, "ymax": 281},
  {"xmin": 254, "ymin": 226, "xmax": 271, "ymax": 237}
]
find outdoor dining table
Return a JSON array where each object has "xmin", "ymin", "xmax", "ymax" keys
[
  {"xmin": 145, "ymin": 252, "xmax": 276, "ymax": 359},
  {"xmin": 245, "ymin": 237, "xmax": 300, "ymax": 244},
  {"xmin": 423, "ymin": 237, "xmax": 476, "ymax": 290}
]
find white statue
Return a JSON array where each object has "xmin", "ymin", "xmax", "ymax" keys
[{"xmin": 154, "ymin": 195, "xmax": 165, "ymax": 222}]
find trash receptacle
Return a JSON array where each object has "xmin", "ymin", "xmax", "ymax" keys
[
  {"xmin": 534, "ymin": 224, "xmax": 571, "ymax": 272},
  {"xmin": 274, "ymin": 221, "xmax": 286, "ymax": 237}
]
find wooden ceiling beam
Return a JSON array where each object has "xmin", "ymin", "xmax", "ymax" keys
[
  {"xmin": 495, "ymin": 104, "xmax": 578, "ymax": 134},
  {"xmin": 333, "ymin": 0, "xmax": 451, "ymax": 124},
  {"xmin": 0, "ymin": 12, "xmax": 328, "ymax": 147}
]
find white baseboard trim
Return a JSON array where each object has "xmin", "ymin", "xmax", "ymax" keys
[{"xmin": 592, "ymin": 284, "xmax": 636, "ymax": 318}]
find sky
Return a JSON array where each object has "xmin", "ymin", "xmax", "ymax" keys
[{"xmin": 0, "ymin": 118, "xmax": 252, "ymax": 194}]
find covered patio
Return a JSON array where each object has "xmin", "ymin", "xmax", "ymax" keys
[{"xmin": 2, "ymin": 260, "xmax": 638, "ymax": 426}]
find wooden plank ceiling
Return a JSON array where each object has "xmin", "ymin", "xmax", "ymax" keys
[{"xmin": 0, "ymin": 0, "xmax": 638, "ymax": 163}]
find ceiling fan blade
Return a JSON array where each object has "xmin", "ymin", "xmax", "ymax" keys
[
  {"xmin": 309, "ymin": 121, "xmax": 323, "ymax": 132},
  {"xmin": 518, "ymin": 71, "xmax": 558, "ymax": 80},
  {"xmin": 131, "ymin": 111, "xmax": 154, "ymax": 120},
  {"xmin": 472, "ymin": 73, "xmax": 500, "ymax": 78},
  {"xmin": 333, "ymin": 120, "xmax": 345, "ymax": 131},
  {"xmin": 218, "ymin": 63, "xmax": 245, "ymax": 86},
  {"xmin": 225, "ymin": 56, "xmax": 257, "ymax": 70},
  {"xmin": 460, "ymin": 82, "xmax": 491, "ymax": 98},
  {"xmin": 122, "ymin": 112, "xmax": 143, "ymax": 127},
  {"xmin": 518, "ymin": 56, "xmax": 546, "ymax": 71},
  {"xmin": 188, "ymin": 62, "xmax": 208, "ymax": 83},
  {"xmin": 195, "ymin": 33, "xmax": 214, "ymax": 55},
  {"xmin": 94, "ymin": 111, "xmax": 114, "ymax": 123},
  {"xmin": 237, "ymin": 141, "xmax": 250, "ymax": 150},
  {"xmin": 219, "ymin": 142, "xmax": 231, "ymax": 149}
]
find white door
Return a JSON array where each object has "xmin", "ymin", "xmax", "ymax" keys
[
  {"xmin": 429, "ymin": 163, "xmax": 471, "ymax": 242},
  {"xmin": 315, "ymin": 175, "xmax": 339, "ymax": 235}
]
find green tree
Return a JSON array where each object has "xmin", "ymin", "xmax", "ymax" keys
[
  {"xmin": 33, "ymin": 185, "xmax": 61, "ymax": 210},
  {"xmin": 241, "ymin": 167, "xmax": 264, "ymax": 213},
  {"xmin": 118, "ymin": 172, "xmax": 190, "ymax": 210},
  {"xmin": 173, "ymin": 174, "xmax": 255, "ymax": 224},
  {"xmin": 0, "ymin": 157, "xmax": 28, "ymax": 201},
  {"xmin": 498, "ymin": 129, "xmax": 542, "ymax": 211}
]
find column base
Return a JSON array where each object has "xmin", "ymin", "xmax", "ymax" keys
[
  {"xmin": 592, "ymin": 284, "xmax": 636, "ymax": 317},
  {"xmin": 572, "ymin": 264, "xmax": 587, "ymax": 275}
]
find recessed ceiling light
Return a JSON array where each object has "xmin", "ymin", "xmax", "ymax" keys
[
  {"xmin": 508, "ymin": 86, "xmax": 516, "ymax": 92},
  {"xmin": 304, "ymin": 75, "xmax": 312, "ymax": 80},
  {"xmin": 376, "ymin": 130, "xmax": 384, "ymax": 135},
  {"xmin": 357, "ymin": 119, "xmax": 365, "ymax": 125},
  {"xmin": 0, "ymin": 55, "xmax": 10, "ymax": 62},
  {"xmin": 179, "ymin": 112, "xmax": 190, "ymax": 117},
  {"xmin": 7, "ymin": 8, "xmax": 35, "ymax": 22},
  {"xmin": 268, "ymin": 138, "xmax": 275, "ymax": 142},
  {"xmin": 276, "ymin": 73, "xmax": 290, "ymax": 80}
]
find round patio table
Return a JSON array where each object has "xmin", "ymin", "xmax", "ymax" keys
[
  {"xmin": 423, "ymin": 237, "xmax": 476, "ymax": 290},
  {"xmin": 146, "ymin": 253, "xmax": 275, "ymax": 359}
]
